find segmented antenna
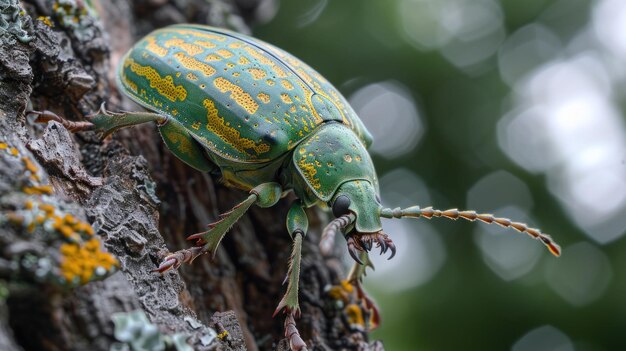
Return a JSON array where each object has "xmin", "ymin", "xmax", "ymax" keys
[
  {"xmin": 319, "ymin": 213, "xmax": 356, "ymax": 255},
  {"xmin": 380, "ymin": 206, "xmax": 561, "ymax": 257}
]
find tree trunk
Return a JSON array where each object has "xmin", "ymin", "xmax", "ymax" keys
[{"xmin": 0, "ymin": 1, "xmax": 384, "ymax": 350}]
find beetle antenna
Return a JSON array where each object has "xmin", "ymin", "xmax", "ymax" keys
[
  {"xmin": 320, "ymin": 213, "xmax": 356, "ymax": 255},
  {"xmin": 380, "ymin": 206, "xmax": 561, "ymax": 257}
]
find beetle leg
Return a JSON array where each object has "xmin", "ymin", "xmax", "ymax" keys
[
  {"xmin": 154, "ymin": 246, "xmax": 205, "ymax": 273},
  {"xmin": 345, "ymin": 254, "xmax": 381, "ymax": 329},
  {"xmin": 28, "ymin": 110, "xmax": 94, "ymax": 132},
  {"xmin": 87, "ymin": 103, "xmax": 168, "ymax": 137},
  {"xmin": 274, "ymin": 201, "xmax": 309, "ymax": 350},
  {"xmin": 284, "ymin": 312, "xmax": 308, "ymax": 351},
  {"xmin": 155, "ymin": 183, "xmax": 282, "ymax": 272}
]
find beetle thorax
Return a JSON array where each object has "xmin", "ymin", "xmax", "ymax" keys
[{"xmin": 287, "ymin": 123, "xmax": 378, "ymax": 207}]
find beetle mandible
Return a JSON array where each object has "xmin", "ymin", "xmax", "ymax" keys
[{"xmin": 32, "ymin": 24, "xmax": 561, "ymax": 350}]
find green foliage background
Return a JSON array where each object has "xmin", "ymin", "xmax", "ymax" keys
[{"xmin": 256, "ymin": 0, "xmax": 625, "ymax": 349}]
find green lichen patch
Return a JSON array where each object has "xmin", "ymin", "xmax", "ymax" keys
[
  {"xmin": 0, "ymin": 140, "xmax": 118, "ymax": 289},
  {"xmin": 111, "ymin": 310, "xmax": 197, "ymax": 351},
  {"xmin": 0, "ymin": 0, "xmax": 32, "ymax": 44},
  {"xmin": 51, "ymin": 0, "xmax": 99, "ymax": 41}
]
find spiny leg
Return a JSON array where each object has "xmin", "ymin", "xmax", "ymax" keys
[
  {"xmin": 320, "ymin": 215, "xmax": 381, "ymax": 328},
  {"xmin": 346, "ymin": 252, "xmax": 381, "ymax": 329},
  {"xmin": 156, "ymin": 182, "xmax": 282, "ymax": 273},
  {"xmin": 29, "ymin": 104, "xmax": 168, "ymax": 136},
  {"xmin": 380, "ymin": 206, "xmax": 561, "ymax": 256},
  {"xmin": 28, "ymin": 110, "xmax": 95, "ymax": 132},
  {"xmin": 274, "ymin": 201, "xmax": 308, "ymax": 351}
]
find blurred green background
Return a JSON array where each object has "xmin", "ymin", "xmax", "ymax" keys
[{"xmin": 255, "ymin": 0, "xmax": 626, "ymax": 350}]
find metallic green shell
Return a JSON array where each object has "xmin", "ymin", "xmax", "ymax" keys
[
  {"xmin": 292, "ymin": 123, "xmax": 377, "ymax": 202},
  {"xmin": 117, "ymin": 24, "xmax": 373, "ymax": 165}
]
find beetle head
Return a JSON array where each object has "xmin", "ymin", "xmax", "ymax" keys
[
  {"xmin": 322, "ymin": 180, "xmax": 396, "ymax": 264},
  {"xmin": 320, "ymin": 181, "xmax": 562, "ymax": 266}
]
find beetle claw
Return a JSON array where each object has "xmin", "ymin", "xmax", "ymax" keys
[
  {"xmin": 345, "ymin": 232, "xmax": 396, "ymax": 263},
  {"xmin": 378, "ymin": 238, "xmax": 388, "ymax": 255},
  {"xmin": 154, "ymin": 257, "xmax": 179, "ymax": 273},
  {"xmin": 153, "ymin": 246, "xmax": 206, "ymax": 273},
  {"xmin": 346, "ymin": 237, "xmax": 364, "ymax": 265},
  {"xmin": 386, "ymin": 239, "xmax": 396, "ymax": 260},
  {"xmin": 362, "ymin": 237, "xmax": 372, "ymax": 251}
]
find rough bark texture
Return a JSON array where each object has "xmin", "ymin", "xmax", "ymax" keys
[{"xmin": 0, "ymin": 1, "xmax": 383, "ymax": 350}]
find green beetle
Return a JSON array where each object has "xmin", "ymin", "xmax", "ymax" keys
[{"xmin": 33, "ymin": 24, "xmax": 561, "ymax": 350}]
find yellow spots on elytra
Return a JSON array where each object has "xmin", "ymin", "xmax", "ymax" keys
[
  {"xmin": 124, "ymin": 58, "xmax": 187, "ymax": 102},
  {"xmin": 344, "ymin": 154, "xmax": 353, "ymax": 163},
  {"xmin": 213, "ymin": 77, "xmax": 259, "ymax": 114},
  {"xmin": 285, "ymin": 56, "xmax": 301, "ymax": 68},
  {"xmin": 247, "ymin": 68, "xmax": 266, "ymax": 80},
  {"xmin": 122, "ymin": 73, "xmax": 138, "ymax": 93},
  {"xmin": 144, "ymin": 36, "xmax": 168, "ymax": 57},
  {"xmin": 194, "ymin": 40, "xmax": 216, "ymax": 49},
  {"xmin": 232, "ymin": 72, "xmax": 241, "ymax": 77},
  {"xmin": 257, "ymin": 93, "xmax": 270, "ymax": 103},
  {"xmin": 0, "ymin": 142, "xmax": 7, "ymax": 149},
  {"xmin": 202, "ymin": 99, "xmax": 270, "ymax": 155},
  {"xmin": 199, "ymin": 84, "xmax": 206, "ymax": 89},
  {"xmin": 239, "ymin": 56, "xmax": 250, "ymax": 64},
  {"xmin": 176, "ymin": 72, "xmax": 181, "ymax": 78},
  {"xmin": 173, "ymin": 29, "xmax": 226, "ymax": 41},
  {"xmin": 229, "ymin": 42, "xmax": 243, "ymax": 49},
  {"xmin": 274, "ymin": 65, "xmax": 288, "ymax": 78},
  {"xmin": 173, "ymin": 52, "xmax": 216, "ymax": 77},
  {"xmin": 186, "ymin": 72, "xmax": 199, "ymax": 81},
  {"xmin": 289, "ymin": 106, "xmax": 297, "ymax": 113},
  {"xmin": 243, "ymin": 46, "xmax": 288, "ymax": 77},
  {"xmin": 281, "ymin": 80, "xmax": 294, "ymax": 90},
  {"xmin": 164, "ymin": 38, "xmax": 204, "ymax": 56},
  {"xmin": 217, "ymin": 49, "xmax": 234, "ymax": 58},
  {"xmin": 227, "ymin": 63, "xmax": 236, "ymax": 68},
  {"xmin": 280, "ymin": 93, "xmax": 293, "ymax": 104},
  {"xmin": 355, "ymin": 155, "xmax": 362, "ymax": 162},
  {"xmin": 244, "ymin": 46, "xmax": 272, "ymax": 64},
  {"xmin": 151, "ymin": 97, "xmax": 164, "ymax": 109},
  {"xmin": 191, "ymin": 121, "xmax": 201, "ymax": 130},
  {"xmin": 266, "ymin": 79, "xmax": 275, "ymax": 86},
  {"xmin": 205, "ymin": 54, "xmax": 221, "ymax": 61},
  {"xmin": 171, "ymin": 109, "xmax": 179, "ymax": 116}
]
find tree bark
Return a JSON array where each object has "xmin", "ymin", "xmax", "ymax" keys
[{"xmin": 0, "ymin": 1, "xmax": 384, "ymax": 350}]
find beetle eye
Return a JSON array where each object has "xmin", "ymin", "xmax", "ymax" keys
[{"xmin": 332, "ymin": 195, "xmax": 351, "ymax": 217}]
